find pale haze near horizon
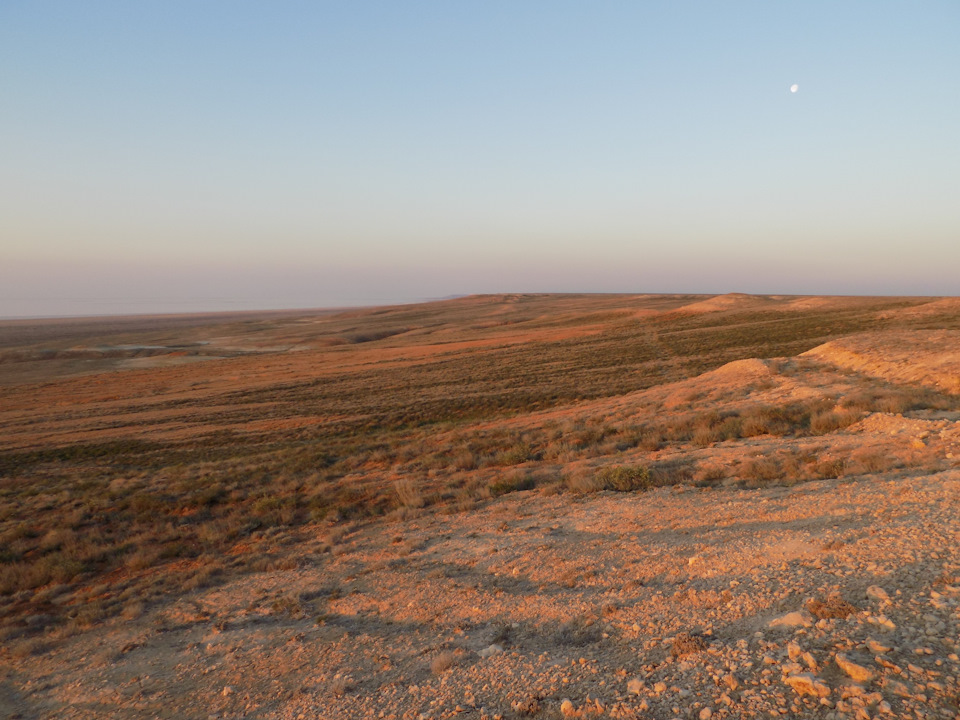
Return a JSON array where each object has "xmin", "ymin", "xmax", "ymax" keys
[{"xmin": 1, "ymin": 2, "xmax": 958, "ymax": 317}]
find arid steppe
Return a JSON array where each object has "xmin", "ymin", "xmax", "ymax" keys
[{"xmin": 1, "ymin": 293, "xmax": 959, "ymax": 719}]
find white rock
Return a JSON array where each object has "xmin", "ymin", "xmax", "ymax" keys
[
  {"xmin": 560, "ymin": 698, "xmax": 575, "ymax": 717},
  {"xmin": 835, "ymin": 653, "xmax": 875, "ymax": 683},
  {"xmin": 478, "ymin": 643, "xmax": 503, "ymax": 658},
  {"xmin": 866, "ymin": 586, "xmax": 890, "ymax": 603},
  {"xmin": 784, "ymin": 673, "xmax": 831, "ymax": 698},
  {"xmin": 699, "ymin": 708, "xmax": 713, "ymax": 720},
  {"xmin": 769, "ymin": 610, "xmax": 814, "ymax": 630},
  {"xmin": 627, "ymin": 678, "xmax": 644, "ymax": 695}
]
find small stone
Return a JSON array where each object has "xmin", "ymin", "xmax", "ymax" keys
[
  {"xmin": 627, "ymin": 678, "xmax": 644, "ymax": 695},
  {"xmin": 887, "ymin": 680, "xmax": 910, "ymax": 697},
  {"xmin": 222, "ymin": 686, "xmax": 234, "ymax": 697},
  {"xmin": 723, "ymin": 674, "xmax": 739, "ymax": 691},
  {"xmin": 560, "ymin": 699, "xmax": 575, "ymax": 717},
  {"xmin": 699, "ymin": 708, "xmax": 713, "ymax": 720},
  {"xmin": 769, "ymin": 610, "xmax": 814, "ymax": 630},
  {"xmin": 835, "ymin": 653, "xmax": 875, "ymax": 683},
  {"xmin": 866, "ymin": 638, "xmax": 891, "ymax": 654},
  {"xmin": 787, "ymin": 641, "xmax": 802, "ymax": 660},
  {"xmin": 512, "ymin": 697, "xmax": 541, "ymax": 714},
  {"xmin": 784, "ymin": 673, "xmax": 831, "ymax": 698},
  {"xmin": 479, "ymin": 644, "xmax": 504, "ymax": 658},
  {"xmin": 866, "ymin": 586, "xmax": 890, "ymax": 603},
  {"xmin": 653, "ymin": 681, "xmax": 667, "ymax": 694}
]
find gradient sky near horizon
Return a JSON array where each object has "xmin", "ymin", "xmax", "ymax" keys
[{"xmin": 2, "ymin": 2, "xmax": 959, "ymax": 317}]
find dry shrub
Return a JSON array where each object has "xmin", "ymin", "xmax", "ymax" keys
[
  {"xmin": 671, "ymin": 631, "xmax": 709, "ymax": 657},
  {"xmin": 809, "ymin": 410, "xmax": 859, "ymax": 435},
  {"xmin": 271, "ymin": 595, "xmax": 306, "ymax": 617},
  {"xmin": 694, "ymin": 464, "xmax": 728, "ymax": 484},
  {"xmin": 39, "ymin": 528, "xmax": 76, "ymax": 552},
  {"xmin": 10, "ymin": 637, "xmax": 51, "ymax": 658},
  {"xmin": 495, "ymin": 443, "xmax": 536, "ymax": 466},
  {"xmin": 740, "ymin": 457, "xmax": 780, "ymax": 486},
  {"xmin": 488, "ymin": 472, "xmax": 535, "ymax": 497},
  {"xmin": 564, "ymin": 465, "xmax": 651, "ymax": 494},
  {"xmin": 121, "ymin": 600, "xmax": 145, "ymax": 620},
  {"xmin": 807, "ymin": 594, "xmax": 857, "ymax": 619},
  {"xmin": 430, "ymin": 650, "xmax": 457, "ymax": 674},
  {"xmin": 649, "ymin": 459, "xmax": 694, "ymax": 487},
  {"xmin": 813, "ymin": 457, "xmax": 846, "ymax": 479},
  {"xmin": 393, "ymin": 478, "xmax": 425, "ymax": 509},
  {"xmin": 330, "ymin": 675, "xmax": 356, "ymax": 696},
  {"xmin": 593, "ymin": 466, "xmax": 651, "ymax": 492},
  {"xmin": 182, "ymin": 564, "xmax": 222, "ymax": 592},
  {"xmin": 552, "ymin": 614, "xmax": 602, "ymax": 646},
  {"xmin": 692, "ymin": 426, "xmax": 723, "ymax": 447},
  {"xmin": 639, "ymin": 431, "xmax": 664, "ymax": 451},
  {"xmin": 848, "ymin": 449, "xmax": 897, "ymax": 475},
  {"xmin": 452, "ymin": 451, "xmax": 477, "ymax": 471}
]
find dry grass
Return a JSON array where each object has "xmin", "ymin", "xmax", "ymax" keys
[
  {"xmin": 808, "ymin": 594, "xmax": 859, "ymax": 619},
  {"xmin": 671, "ymin": 631, "xmax": 709, "ymax": 657},
  {"xmin": 430, "ymin": 651, "xmax": 457, "ymax": 674},
  {"xmin": 0, "ymin": 293, "xmax": 956, "ymax": 637}
]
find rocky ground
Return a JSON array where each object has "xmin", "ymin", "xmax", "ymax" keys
[
  {"xmin": 3, "ymin": 467, "xmax": 959, "ymax": 719},
  {"xmin": 3, "ymin": 296, "xmax": 960, "ymax": 719}
]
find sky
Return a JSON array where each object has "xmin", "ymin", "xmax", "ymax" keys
[{"xmin": 2, "ymin": 2, "xmax": 959, "ymax": 317}]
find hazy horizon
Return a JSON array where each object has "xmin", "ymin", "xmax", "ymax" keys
[{"xmin": 3, "ymin": 2, "xmax": 959, "ymax": 317}]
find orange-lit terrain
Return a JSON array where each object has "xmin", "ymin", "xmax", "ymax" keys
[{"xmin": 1, "ymin": 293, "xmax": 959, "ymax": 719}]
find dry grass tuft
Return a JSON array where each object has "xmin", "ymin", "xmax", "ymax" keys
[
  {"xmin": 430, "ymin": 650, "xmax": 457, "ymax": 674},
  {"xmin": 807, "ymin": 594, "xmax": 858, "ymax": 619},
  {"xmin": 671, "ymin": 631, "xmax": 709, "ymax": 657},
  {"xmin": 394, "ymin": 478, "xmax": 425, "ymax": 509},
  {"xmin": 330, "ymin": 675, "xmax": 356, "ymax": 696}
]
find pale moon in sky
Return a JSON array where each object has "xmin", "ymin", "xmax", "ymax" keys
[{"xmin": 790, "ymin": 84, "xmax": 799, "ymax": 93}]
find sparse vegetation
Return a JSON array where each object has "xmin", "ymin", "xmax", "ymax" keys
[
  {"xmin": 430, "ymin": 650, "xmax": 457, "ymax": 674},
  {"xmin": 671, "ymin": 631, "xmax": 709, "ymax": 657},
  {"xmin": 594, "ymin": 466, "xmax": 651, "ymax": 492},
  {"xmin": 808, "ymin": 594, "xmax": 858, "ymax": 619},
  {"xmin": 0, "ymin": 292, "xmax": 957, "ymax": 639}
]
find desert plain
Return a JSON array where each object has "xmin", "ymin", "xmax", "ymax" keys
[{"xmin": 1, "ymin": 292, "xmax": 959, "ymax": 720}]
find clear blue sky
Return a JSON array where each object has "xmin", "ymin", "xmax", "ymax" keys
[{"xmin": 2, "ymin": 2, "xmax": 958, "ymax": 316}]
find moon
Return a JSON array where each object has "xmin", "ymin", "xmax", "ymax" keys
[{"xmin": 790, "ymin": 84, "xmax": 799, "ymax": 93}]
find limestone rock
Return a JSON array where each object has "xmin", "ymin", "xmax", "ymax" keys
[
  {"xmin": 835, "ymin": 653, "xmax": 875, "ymax": 683},
  {"xmin": 784, "ymin": 673, "xmax": 831, "ymax": 698},
  {"xmin": 478, "ymin": 643, "xmax": 503, "ymax": 658},
  {"xmin": 769, "ymin": 610, "xmax": 814, "ymax": 630}
]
